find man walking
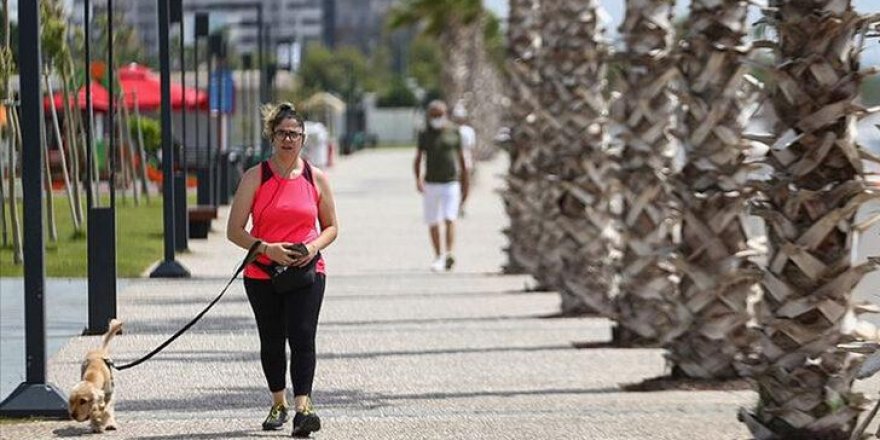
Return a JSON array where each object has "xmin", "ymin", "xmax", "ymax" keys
[{"xmin": 414, "ymin": 100, "xmax": 469, "ymax": 272}]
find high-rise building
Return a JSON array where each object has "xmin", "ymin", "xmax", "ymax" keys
[
  {"xmin": 71, "ymin": 0, "xmax": 324, "ymax": 61},
  {"xmin": 332, "ymin": 0, "xmax": 397, "ymax": 54}
]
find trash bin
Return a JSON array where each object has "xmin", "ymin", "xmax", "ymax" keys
[{"xmin": 223, "ymin": 148, "xmax": 246, "ymax": 203}]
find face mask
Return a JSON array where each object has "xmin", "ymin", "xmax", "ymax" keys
[{"xmin": 429, "ymin": 117, "xmax": 446, "ymax": 130}]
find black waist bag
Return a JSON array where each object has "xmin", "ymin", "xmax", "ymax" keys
[{"xmin": 253, "ymin": 252, "xmax": 321, "ymax": 292}]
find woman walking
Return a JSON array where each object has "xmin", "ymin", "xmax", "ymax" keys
[{"xmin": 227, "ymin": 102, "xmax": 339, "ymax": 437}]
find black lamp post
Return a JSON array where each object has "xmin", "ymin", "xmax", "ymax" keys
[
  {"xmin": 84, "ymin": 0, "xmax": 118, "ymax": 335},
  {"xmin": 150, "ymin": 0, "xmax": 190, "ymax": 278},
  {"xmin": 170, "ymin": 0, "xmax": 188, "ymax": 252},
  {"xmin": 194, "ymin": 12, "xmax": 210, "ymax": 206},
  {"xmin": 0, "ymin": 0, "xmax": 68, "ymax": 419}
]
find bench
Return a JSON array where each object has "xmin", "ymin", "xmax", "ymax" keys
[{"xmin": 188, "ymin": 205, "xmax": 218, "ymax": 239}]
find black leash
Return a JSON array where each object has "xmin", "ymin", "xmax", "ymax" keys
[{"xmin": 113, "ymin": 241, "xmax": 263, "ymax": 371}]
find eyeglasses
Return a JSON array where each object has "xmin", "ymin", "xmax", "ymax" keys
[{"xmin": 273, "ymin": 130, "xmax": 304, "ymax": 141}]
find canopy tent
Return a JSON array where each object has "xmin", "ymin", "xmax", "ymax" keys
[
  {"xmin": 44, "ymin": 63, "xmax": 207, "ymax": 113},
  {"xmin": 117, "ymin": 63, "xmax": 208, "ymax": 111},
  {"xmin": 43, "ymin": 81, "xmax": 111, "ymax": 113}
]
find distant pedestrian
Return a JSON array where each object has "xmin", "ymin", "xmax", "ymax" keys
[
  {"xmin": 414, "ymin": 100, "xmax": 469, "ymax": 272},
  {"xmin": 452, "ymin": 101, "xmax": 477, "ymax": 216},
  {"xmin": 227, "ymin": 102, "xmax": 339, "ymax": 437}
]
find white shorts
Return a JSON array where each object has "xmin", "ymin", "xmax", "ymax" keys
[{"xmin": 423, "ymin": 182, "xmax": 461, "ymax": 225}]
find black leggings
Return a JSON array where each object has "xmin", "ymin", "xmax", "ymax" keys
[{"xmin": 244, "ymin": 275, "xmax": 326, "ymax": 396}]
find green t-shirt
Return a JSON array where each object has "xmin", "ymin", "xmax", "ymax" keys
[{"xmin": 418, "ymin": 126, "xmax": 462, "ymax": 183}]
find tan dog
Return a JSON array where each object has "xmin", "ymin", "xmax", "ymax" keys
[{"xmin": 68, "ymin": 319, "xmax": 123, "ymax": 433}]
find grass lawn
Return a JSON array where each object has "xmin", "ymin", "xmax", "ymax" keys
[{"xmin": 0, "ymin": 191, "xmax": 193, "ymax": 277}]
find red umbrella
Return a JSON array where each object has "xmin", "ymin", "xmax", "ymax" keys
[
  {"xmin": 44, "ymin": 81, "xmax": 111, "ymax": 113},
  {"xmin": 118, "ymin": 63, "xmax": 207, "ymax": 111}
]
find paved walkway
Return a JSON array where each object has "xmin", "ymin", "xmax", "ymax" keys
[{"xmin": 8, "ymin": 147, "xmax": 868, "ymax": 439}]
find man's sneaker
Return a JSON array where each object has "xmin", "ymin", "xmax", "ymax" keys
[
  {"xmin": 430, "ymin": 254, "xmax": 446, "ymax": 272},
  {"xmin": 445, "ymin": 254, "xmax": 455, "ymax": 271},
  {"xmin": 291, "ymin": 400, "xmax": 321, "ymax": 438},
  {"xmin": 262, "ymin": 403, "xmax": 289, "ymax": 431}
]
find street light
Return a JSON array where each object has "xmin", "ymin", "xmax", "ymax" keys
[
  {"xmin": 0, "ymin": 0, "xmax": 68, "ymax": 419},
  {"xmin": 170, "ymin": 0, "xmax": 188, "ymax": 252},
  {"xmin": 84, "ymin": 0, "xmax": 119, "ymax": 335},
  {"xmin": 193, "ymin": 12, "xmax": 210, "ymax": 206},
  {"xmin": 149, "ymin": 0, "xmax": 190, "ymax": 278}
]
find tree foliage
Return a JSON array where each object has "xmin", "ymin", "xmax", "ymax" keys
[
  {"xmin": 377, "ymin": 75, "xmax": 418, "ymax": 107},
  {"xmin": 130, "ymin": 115, "xmax": 161, "ymax": 157},
  {"xmin": 92, "ymin": 10, "xmax": 150, "ymax": 68},
  {"xmin": 406, "ymin": 34, "xmax": 442, "ymax": 96},
  {"xmin": 0, "ymin": 4, "xmax": 17, "ymax": 66},
  {"xmin": 388, "ymin": 0, "xmax": 483, "ymax": 36},
  {"xmin": 40, "ymin": 0, "xmax": 68, "ymax": 67},
  {"xmin": 297, "ymin": 43, "xmax": 382, "ymax": 101}
]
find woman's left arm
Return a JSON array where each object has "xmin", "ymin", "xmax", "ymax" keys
[{"xmin": 295, "ymin": 167, "xmax": 338, "ymax": 266}]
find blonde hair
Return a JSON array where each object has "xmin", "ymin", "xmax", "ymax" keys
[{"xmin": 261, "ymin": 102, "xmax": 305, "ymax": 140}]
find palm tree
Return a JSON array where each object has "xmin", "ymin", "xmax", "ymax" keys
[
  {"xmin": 532, "ymin": 0, "xmax": 615, "ymax": 316},
  {"xmin": 738, "ymin": 2, "xmax": 876, "ymax": 438},
  {"xmin": 389, "ymin": 0, "xmax": 483, "ymax": 106},
  {"xmin": 389, "ymin": 0, "xmax": 504, "ymax": 162},
  {"xmin": 664, "ymin": 0, "xmax": 762, "ymax": 379},
  {"xmin": 503, "ymin": 0, "xmax": 542, "ymax": 275},
  {"xmin": 610, "ymin": 0, "xmax": 680, "ymax": 345}
]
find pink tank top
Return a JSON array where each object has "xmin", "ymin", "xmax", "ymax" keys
[{"xmin": 244, "ymin": 160, "xmax": 326, "ymax": 279}]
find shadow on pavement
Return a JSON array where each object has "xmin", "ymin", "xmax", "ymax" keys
[
  {"xmin": 126, "ymin": 316, "xmax": 257, "ymax": 335},
  {"xmin": 318, "ymin": 344, "xmax": 575, "ymax": 360},
  {"xmin": 319, "ymin": 315, "xmax": 563, "ymax": 327},
  {"xmin": 52, "ymin": 426, "xmax": 94, "ymax": 437},
  {"xmin": 131, "ymin": 430, "xmax": 269, "ymax": 439},
  {"xmin": 119, "ymin": 384, "xmax": 620, "ymax": 415},
  {"xmin": 112, "ymin": 344, "xmax": 576, "ymax": 365}
]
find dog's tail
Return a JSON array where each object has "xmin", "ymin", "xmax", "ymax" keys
[{"xmin": 101, "ymin": 319, "xmax": 124, "ymax": 350}]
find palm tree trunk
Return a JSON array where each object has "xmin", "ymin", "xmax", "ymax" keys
[
  {"xmin": 611, "ymin": 0, "xmax": 679, "ymax": 345},
  {"xmin": 740, "ymin": 2, "xmax": 875, "ymax": 439},
  {"xmin": 461, "ymin": 15, "xmax": 504, "ymax": 163},
  {"xmin": 45, "ymin": 70, "xmax": 81, "ymax": 233},
  {"xmin": 664, "ymin": 0, "xmax": 762, "ymax": 379},
  {"xmin": 438, "ymin": 18, "xmax": 471, "ymax": 107},
  {"xmin": 534, "ymin": 0, "xmax": 614, "ymax": 316},
  {"xmin": 504, "ymin": 0, "xmax": 543, "ymax": 275}
]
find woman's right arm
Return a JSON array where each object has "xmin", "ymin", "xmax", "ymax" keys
[
  {"xmin": 226, "ymin": 166, "xmax": 294, "ymax": 266},
  {"xmin": 227, "ymin": 166, "xmax": 262, "ymax": 251}
]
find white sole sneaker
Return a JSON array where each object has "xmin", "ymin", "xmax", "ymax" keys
[{"xmin": 430, "ymin": 255, "xmax": 446, "ymax": 272}]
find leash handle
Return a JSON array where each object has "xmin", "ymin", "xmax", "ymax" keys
[{"xmin": 114, "ymin": 241, "xmax": 263, "ymax": 371}]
